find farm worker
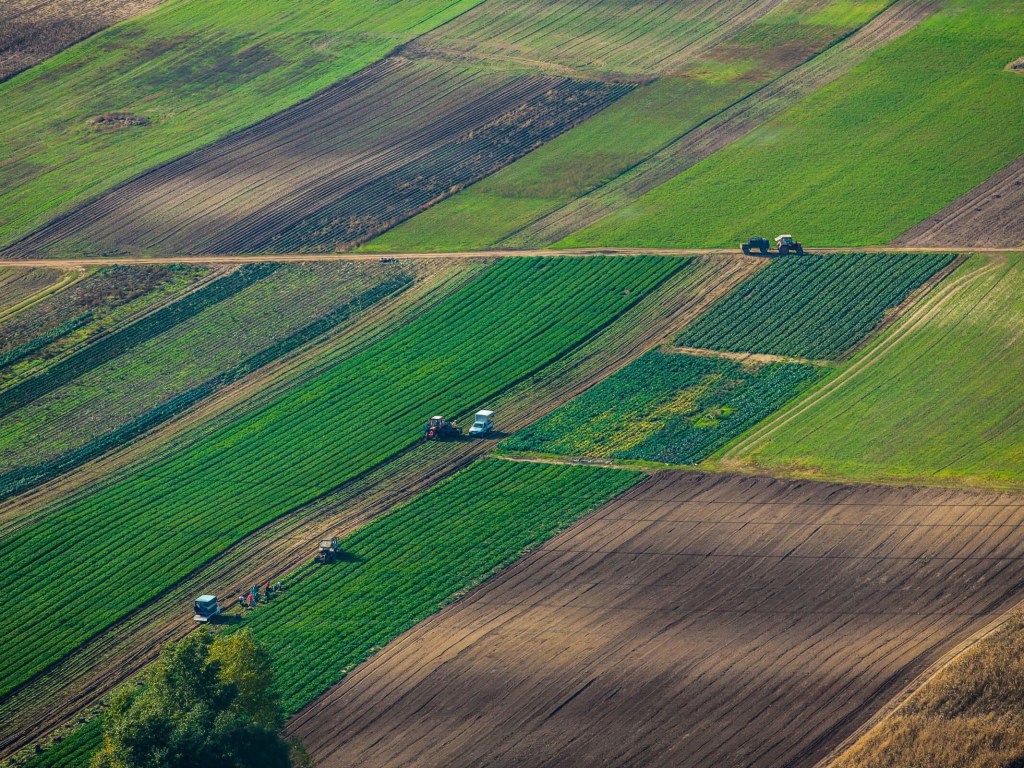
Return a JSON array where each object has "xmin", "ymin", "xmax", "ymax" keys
[
  {"xmin": 264, "ymin": 580, "xmax": 271, "ymax": 600},
  {"xmin": 252, "ymin": 583, "xmax": 259, "ymax": 601},
  {"xmin": 238, "ymin": 595, "xmax": 245, "ymax": 609}
]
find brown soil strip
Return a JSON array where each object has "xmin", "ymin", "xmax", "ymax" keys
[
  {"xmin": 0, "ymin": 0, "xmax": 163, "ymax": 82},
  {"xmin": 287, "ymin": 470, "xmax": 1024, "ymax": 768},
  {"xmin": 2, "ymin": 59, "xmax": 628, "ymax": 259},
  {"xmin": 669, "ymin": 345, "xmax": 829, "ymax": 367},
  {"xmin": 894, "ymin": 155, "xmax": 1024, "ymax": 249},
  {"xmin": 501, "ymin": 0, "xmax": 940, "ymax": 247},
  {"xmin": 0, "ymin": 255, "xmax": 755, "ymax": 759}
]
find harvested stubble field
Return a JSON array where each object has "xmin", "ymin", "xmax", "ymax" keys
[
  {"xmin": 369, "ymin": 0, "xmax": 905, "ymax": 252},
  {"xmin": 290, "ymin": 470, "xmax": 1024, "ymax": 768},
  {"xmin": 0, "ymin": 267, "xmax": 67, "ymax": 316},
  {"xmin": 0, "ymin": 0, "xmax": 162, "ymax": 81},
  {"xmin": 0, "ymin": 254, "xmax": 751, "ymax": 762},
  {"xmin": 3, "ymin": 58, "xmax": 629, "ymax": 258}
]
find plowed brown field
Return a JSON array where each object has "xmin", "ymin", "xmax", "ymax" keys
[
  {"xmin": 290, "ymin": 471, "xmax": 1024, "ymax": 768},
  {"xmin": 2, "ymin": 57, "xmax": 628, "ymax": 259},
  {"xmin": 895, "ymin": 155, "xmax": 1024, "ymax": 248},
  {"xmin": 0, "ymin": 0, "xmax": 161, "ymax": 81}
]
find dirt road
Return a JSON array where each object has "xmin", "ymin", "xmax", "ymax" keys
[
  {"xmin": 0, "ymin": 245, "xmax": 1016, "ymax": 270},
  {"xmin": 290, "ymin": 471, "xmax": 1024, "ymax": 768}
]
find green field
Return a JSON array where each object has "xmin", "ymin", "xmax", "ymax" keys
[
  {"xmin": 562, "ymin": 0, "xmax": 1024, "ymax": 248},
  {"xmin": 0, "ymin": 0, "xmax": 484, "ymax": 249},
  {"xmin": 723, "ymin": 254, "xmax": 1024, "ymax": 488},
  {"xmin": 246, "ymin": 459, "xmax": 641, "ymax": 713},
  {"xmin": 0, "ymin": 255, "xmax": 681, "ymax": 701},
  {"xmin": 0, "ymin": 265, "xmax": 206, "ymax": 384},
  {"xmin": 676, "ymin": 253, "xmax": 954, "ymax": 359},
  {"xmin": 502, "ymin": 350, "xmax": 822, "ymax": 464},
  {"xmin": 0, "ymin": 263, "xmax": 413, "ymax": 501},
  {"xmin": 367, "ymin": 0, "xmax": 891, "ymax": 252},
  {"xmin": 22, "ymin": 459, "xmax": 640, "ymax": 767}
]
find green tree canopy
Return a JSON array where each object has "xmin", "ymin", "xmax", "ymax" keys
[{"xmin": 91, "ymin": 630, "xmax": 301, "ymax": 768}]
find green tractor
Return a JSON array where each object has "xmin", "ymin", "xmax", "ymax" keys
[{"xmin": 740, "ymin": 234, "xmax": 805, "ymax": 256}]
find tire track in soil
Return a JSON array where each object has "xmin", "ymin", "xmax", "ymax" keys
[
  {"xmin": 286, "ymin": 472, "xmax": 1024, "ymax": 768},
  {"xmin": 894, "ymin": 155, "xmax": 1024, "ymax": 249},
  {"xmin": 2, "ymin": 59, "xmax": 630, "ymax": 259},
  {"xmin": 0, "ymin": 255, "xmax": 756, "ymax": 759},
  {"xmin": 501, "ymin": 0, "xmax": 940, "ymax": 248}
]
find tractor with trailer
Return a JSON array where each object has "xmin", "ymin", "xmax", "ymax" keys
[
  {"xmin": 741, "ymin": 234, "xmax": 805, "ymax": 256},
  {"xmin": 468, "ymin": 410, "xmax": 495, "ymax": 437},
  {"xmin": 193, "ymin": 594, "xmax": 221, "ymax": 622},
  {"xmin": 316, "ymin": 536, "xmax": 341, "ymax": 564},
  {"xmin": 423, "ymin": 415, "xmax": 462, "ymax": 440}
]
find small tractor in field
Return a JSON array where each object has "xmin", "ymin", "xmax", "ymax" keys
[
  {"xmin": 192, "ymin": 594, "xmax": 221, "ymax": 623},
  {"xmin": 424, "ymin": 415, "xmax": 462, "ymax": 440},
  {"xmin": 316, "ymin": 536, "xmax": 341, "ymax": 564},
  {"xmin": 468, "ymin": 409, "xmax": 495, "ymax": 437},
  {"xmin": 740, "ymin": 234, "xmax": 805, "ymax": 256}
]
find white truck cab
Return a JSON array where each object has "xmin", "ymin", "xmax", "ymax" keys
[{"xmin": 468, "ymin": 410, "xmax": 495, "ymax": 437}]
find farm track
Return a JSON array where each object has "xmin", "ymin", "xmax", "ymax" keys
[
  {"xmin": 0, "ymin": 255, "xmax": 754, "ymax": 758},
  {"xmin": 1, "ymin": 58, "xmax": 628, "ymax": 259},
  {"xmin": 288, "ymin": 471, "xmax": 1024, "ymax": 768},
  {"xmin": 894, "ymin": 155, "xmax": 1024, "ymax": 249},
  {"xmin": 501, "ymin": 0, "xmax": 941, "ymax": 247},
  {"xmin": 0, "ymin": 0, "xmax": 162, "ymax": 81},
  {"xmin": 1, "ymin": 245, "xmax": 1020, "ymax": 271}
]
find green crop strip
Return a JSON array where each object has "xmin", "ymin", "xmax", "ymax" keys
[
  {"xmin": 676, "ymin": 253, "xmax": 953, "ymax": 359},
  {"xmin": 503, "ymin": 350, "xmax": 823, "ymax": 464},
  {"xmin": 0, "ymin": 274, "xmax": 413, "ymax": 503},
  {"xmin": 0, "ymin": 313, "xmax": 92, "ymax": 371},
  {"xmin": 562, "ymin": 0, "xmax": 1024, "ymax": 248},
  {"xmin": 728, "ymin": 254, "xmax": 1024, "ymax": 488},
  {"xmin": 0, "ymin": 263, "xmax": 279, "ymax": 419},
  {"xmin": 19, "ymin": 460, "xmax": 640, "ymax": 768},
  {"xmin": 0, "ymin": 255, "xmax": 680, "ymax": 701},
  {"xmin": 0, "ymin": 0, "xmax": 485, "ymax": 249},
  {"xmin": 243, "ymin": 459, "xmax": 642, "ymax": 713}
]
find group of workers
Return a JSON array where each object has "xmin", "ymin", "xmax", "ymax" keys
[{"xmin": 237, "ymin": 579, "xmax": 284, "ymax": 609}]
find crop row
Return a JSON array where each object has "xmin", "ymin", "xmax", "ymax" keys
[
  {"xmin": 676, "ymin": 253, "xmax": 954, "ymax": 359},
  {"xmin": 0, "ymin": 264, "xmax": 277, "ymax": 418},
  {"xmin": 0, "ymin": 266, "xmax": 200, "ymax": 385},
  {"xmin": 0, "ymin": 272, "xmax": 414, "ymax": 503},
  {"xmin": 503, "ymin": 350, "xmax": 824, "ymax": 464},
  {"xmin": 0, "ymin": 313, "xmax": 92, "ymax": 371},
  {"xmin": 0, "ymin": 255, "xmax": 681, "ymax": 701},
  {"xmin": 242, "ymin": 458, "xmax": 642, "ymax": 713}
]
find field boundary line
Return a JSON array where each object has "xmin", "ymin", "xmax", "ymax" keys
[
  {"xmin": 0, "ymin": 268, "xmax": 85, "ymax": 325},
  {"xmin": 718, "ymin": 256, "xmax": 1003, "ymax": 463},
  {"xmin": 667, "ymin": 345, "xmax": 830, "ymax": 367},
  {"xmin": 814, "ymin": 598, "xmax": 1024, "ymax": 768}
]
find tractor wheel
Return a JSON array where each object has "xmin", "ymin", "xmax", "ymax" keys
[
  {"xmin": 796, "ymin": 245, "xmax": 804, "ymax": 255},
  {"xmin": 742, "ymin": 245, "xmax": 751, "ymax": 255},
  {"xmin": 778, "ymin": 245, "xmax": 789, "ymax": 256}
]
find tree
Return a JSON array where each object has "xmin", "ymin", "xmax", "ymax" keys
[{"xmin": 91, "ymin": 630, "xmax": 301, "ymax": 768}]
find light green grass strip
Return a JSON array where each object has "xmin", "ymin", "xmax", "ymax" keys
[
  {"xmin": 724, "ymin": 253, "xmax": 1024, "ymax": 489},
  {"xmin": 0, "ymin": 0, "xmax": 484, "ymax": 249},
  {"xmin": 561, "ymin": 0, "xmax": 1024, "ymax": 248}
]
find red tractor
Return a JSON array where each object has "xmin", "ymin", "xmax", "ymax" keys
[{"xmin": 423, "ymin": 415, "xmax": 462, "ymax": 440}]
